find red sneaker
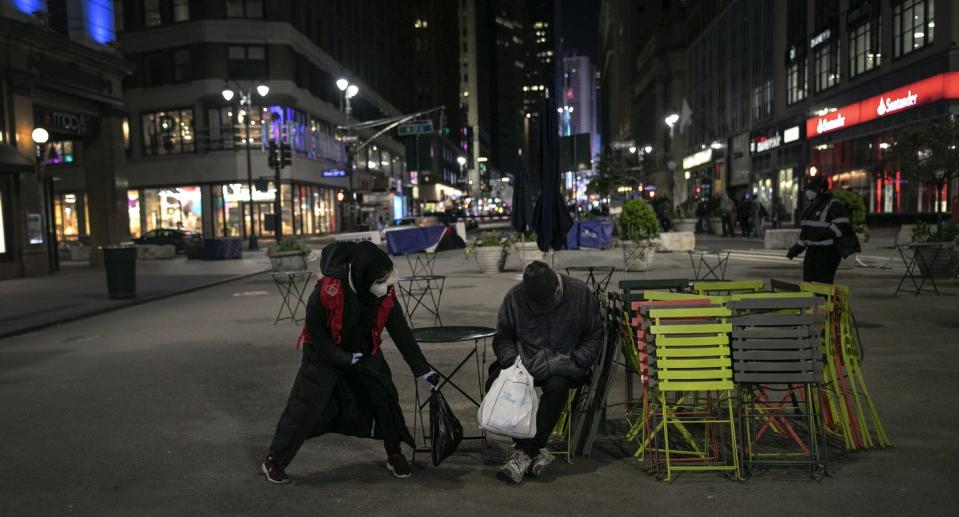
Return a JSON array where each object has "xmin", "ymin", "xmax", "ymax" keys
[
  {"xmin": 260, "ymin": 456, "xmax": 290, "ymax": 484},
  {"xmin": 386, "ymin": 454, "xmax": 413, "ymax": 479}
]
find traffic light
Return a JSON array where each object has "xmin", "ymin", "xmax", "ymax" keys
[
  {"xmin": 336, "ymin": 190, "xmax": 346, "ymax": 203},
  {"xmin": 280, "ymin": 142, "xmax": 292, "ymax": 167},
  {"xmin": 267, "ymin": 141, "xmax": 279, "ymax": 168}
]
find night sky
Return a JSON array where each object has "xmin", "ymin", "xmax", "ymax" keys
[{"xmin": 560, "ymin": 0, "xmax": 600, "ymax": 62}]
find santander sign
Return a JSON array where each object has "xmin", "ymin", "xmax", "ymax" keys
[
  {"xmin": 876, "ymin": 90, "xmax": 918, "ymax": 116},
  {"xmin": 807, "ymin": 72, "xmax": 959, "ymax": 137}
]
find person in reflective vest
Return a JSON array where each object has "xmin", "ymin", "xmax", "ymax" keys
[{"xmin": 787, "ymin": 175, "xmax": 861, "ymax": 283}]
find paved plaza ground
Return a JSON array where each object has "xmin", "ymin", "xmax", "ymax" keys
[{"xmin": 1, "ymin": 239, "xmax": 957, "ymax": 516}]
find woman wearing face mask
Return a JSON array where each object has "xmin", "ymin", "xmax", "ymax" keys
[
  {"xmin": 261, "ymin": 241, "xmax": 437, "ymax": 484},
  {"xmin": 786, "ymin": 175, "xmax": 860, "ymax": 283}
]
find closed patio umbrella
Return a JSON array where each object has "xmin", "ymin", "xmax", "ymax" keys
[{"xmin": 531, "ymin": 98, "xmax": 572, "ymax": 252}]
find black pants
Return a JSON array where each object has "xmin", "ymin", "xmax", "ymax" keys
[
  {"xmin": 721, "ymin": 214, "xmax": 734, "ymax": 236},
  {"xmin": 802, "ymin": 246, "xmax": 842, "ymax": 284},
  {"xmin": 269, "ymin": 355, "xmax": 402, "ymax": 469},
  {"xmin": 514, "ymin": 375, "xmax": 583, "ymax": 456}
]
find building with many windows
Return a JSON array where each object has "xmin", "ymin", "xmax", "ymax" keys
[
  {"xmin": 603, "ymin": 0, "xmax": 959, "ymax": 222},
  {"xmin": 0, "ymin": 0, "xmax": 128, "ymax": 279},
  {"xmin": 112, "ymin": 0, "xmax": 412, "ymax": 243}
]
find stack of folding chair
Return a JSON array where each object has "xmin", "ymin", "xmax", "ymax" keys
[
  {"xmin": 728, "ymin": 296, "xmax": 827, "ymax": 477},
  {"xmin": 801, "ymin": 282, "xmax": 890, "ymax": 451},
  {"xmin": 624, "ymin": 297, "xmax": 713, "ymax": 472},
  {"xmin": 692, "ymin": 280, "xmax": 765, "ymax": 301},
  {"xmin": 644, "ymin": 305, "xmax": 742, "ymax": 481}
]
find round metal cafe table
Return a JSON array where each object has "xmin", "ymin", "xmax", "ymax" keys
[{"xmin": 410, "ymin": 326, "xmax": 497, "ymax": 462}]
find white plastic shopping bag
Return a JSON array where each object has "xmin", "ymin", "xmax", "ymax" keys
[{"xmin": 477, "ymin": 358, "xmax": 539, "ymax": 438}]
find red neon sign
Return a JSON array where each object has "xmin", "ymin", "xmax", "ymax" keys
[{"xmin": 806, "ymin": 71, "xmax": 959, "ymax": 138}]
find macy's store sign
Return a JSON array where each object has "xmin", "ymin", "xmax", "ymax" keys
[{"xmin": 806, "ymin": 71, "xmax": 959, "ymax": 137}]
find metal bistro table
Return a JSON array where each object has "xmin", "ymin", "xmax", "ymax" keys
[
  {"xmin": 410, "ymin": 325, "xmax": 497, "ymax": 463},
  {"xmin": 687, "ymin": 250, "xmax": 731, "ymax": 280},
  {"xmin": 895, "ymin": 242, "xmax": 944, "ymax": 296},
  {"xmin": 396, "ymin": 275, "xmax": 446, "ymax": 327},
  {"xmin": 271, "ymin": 271, "xmax": 314, "ymax": 325},
  {"xmin": 566, "ymin": 266, "xmax": 616, "ymax": 295}
]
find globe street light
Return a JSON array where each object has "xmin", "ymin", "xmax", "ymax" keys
[
  {"xmin": 337, "ymin": 79, "xmax": 360, "ymax": 230},
  {"xmin": 628, "ymin": 145, "xmax": 637, "ymax": 154},
  {"xmin": 32, "ymin": 127, "xmax": 56, "ymax": 271},
  {"xmin": 222, "ymin": 79, "xmax": 270, "ymax": 250},
  {"xmin": 664, "ymin": 112, "xmax": 680, "ymax": 128},
  {"xmin": 644, "ymin": 145, "xmax": 653, "ymax": 154},
  {"xmin": 31, "ymin": 127, "xmax": 49, "ymax": 145}
]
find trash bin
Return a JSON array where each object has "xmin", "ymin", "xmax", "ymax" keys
[{"xmin": 101, "ymin": 245, "xmax": 137, "ymax": 299}]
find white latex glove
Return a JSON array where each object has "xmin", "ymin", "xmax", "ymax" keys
[
  {"xmin": 351, "ymin": 352, "xmax": 363, "ymax": 365},
  {"xmin": 420, "ymin": 370, "xmax": 440, "ymax": 390}
]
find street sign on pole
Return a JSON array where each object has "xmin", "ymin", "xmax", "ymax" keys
[
  {"xmin": 340, "ymin": 135, "xmax": 358, "ymax": 143},
  {"xmin": 611, "ymin": 140, "xmax": 636, "ymax": 150},
  {"xmin": 397, "ymin": 120, "xmax": 434, "ymax": 136}
]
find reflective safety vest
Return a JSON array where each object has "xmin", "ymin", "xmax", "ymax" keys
[{"xmin": 795, "ymin": 195, "xmax": 853, "ymax": 248}]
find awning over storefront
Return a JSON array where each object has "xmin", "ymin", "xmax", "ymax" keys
[{"xmin": 0, "ymin": 144, "xmax": 33, "ymax": 174}]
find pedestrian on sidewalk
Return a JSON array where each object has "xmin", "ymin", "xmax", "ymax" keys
[
  {"xmin": 261, "ymin": 241, "xmax": 438, "ymax": 484},
  {"xmin": 720, "ymin": 192, "xmax": 735, "ymax": 237},
  {"xmin": 752, "ymin": 199, "xmax": 768, "ymax": 239},
  {"xmin": 738, "ymin": 197, "xmax": 752, "ymax": 237},
  {"xmin": 787, "ymin": 176, "xmax": 861, "ymax": 284},
  {"xmin": 771, "ymin": 195, "xmax": 787, "ymax": 229},
  {"xmin": 489, "ymin": 261, "xmax": 604, "ymax": 484}
]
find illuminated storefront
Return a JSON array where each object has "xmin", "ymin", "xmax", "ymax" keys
[
  {"xmin": 749, "ymin": 123, "xmax": 804, "ymax": 223},
  {"xmin": 806, "ymin": 71, "xmax": 959, "ymax": 215}
]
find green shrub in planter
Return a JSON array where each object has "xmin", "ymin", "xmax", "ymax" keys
[
  {"xmin": 832, "ymin": 190, "xmax": 867, "ymax": 241},
  {"xmin": 267, "ymin": 238, "xmax": 311, "ymax": 255},
  {"xmin": 618, "ymin": 199, "xmax": 660, "ymax": 242}
]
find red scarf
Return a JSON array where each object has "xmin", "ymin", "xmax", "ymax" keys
[{"xmin": 295, "ymin": 277, "xmax": 395, "ymax": 356}]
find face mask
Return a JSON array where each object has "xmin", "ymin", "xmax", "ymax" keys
[
  {"xmin": 804, "ymin": 190, "xmax": 817, "ymax": 201},
  {"xmin": 369, "ymin": 270, "xmax": 397, "ymax": 298}
]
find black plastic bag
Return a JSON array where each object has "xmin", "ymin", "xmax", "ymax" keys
[{"xmin": 429, "ymin": 389, "xmax": 463, "ymax": 466}]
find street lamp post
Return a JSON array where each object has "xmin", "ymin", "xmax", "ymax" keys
[
  {"xmin": 337, "ymin": 78, "xmax": 359, "ymax": 231},
  {"xmin": 222, "ymin": 80, "xmax": 269, "ymax": 250},
  {"xmin": 32, "ymin": 127, "xmax": 57, "ymax": 273}
]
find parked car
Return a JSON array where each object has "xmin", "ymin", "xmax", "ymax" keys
[{"xmin": 133, "ymin": 228, "xmax": 196, "ymax": 252}]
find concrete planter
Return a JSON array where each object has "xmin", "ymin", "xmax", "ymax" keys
[
  {"xmin": 708, "ymin": 217, "xmax": 723, "ymax": 235},
  {"xmin": 622, "ymin": 241, "xmax": 656, "ymax": 272},
  {"xmin": 269, "ymin": 251, "xmax": 308, "ymax": 272},
  {"xmin": 136, "ymin": 244, "xmax": 176, "ymax": 260},
  {"xmin": 512, "ymin": 241, "xmax": 546, "ymax": 270},
  {"xmin": 674, "ymin": 218, "xmax": 697, "ymax": 232},
  {"xmin": 475, "ymin": 246, "xmax": 506, "ymax": 274},
  {"xmin": 765, "ymin": 229, "xmax": 801, "ymax": 250},
  {"xmin": 654, "ymin": 231, "xmax": 696, "ymax": 252},
  {"xmin": 916, "ymin": 243, "xmax": 959, "ymax": 278}
]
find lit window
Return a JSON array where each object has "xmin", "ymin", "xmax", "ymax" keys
[
  {"xmin": 41, "ymin": 141, "xmax": 76, "ymax": 165},
  {"xmin": 142, "ymin": 109, "xmax": 195, "ymax": 156},
  {"xmin": 786, "ymin": 57, "xmax": 807, "ymax": 105},
  {"xmin": 813, "ymin": 41, "xmax": 839, "ymax": 92},
  {"xmin": 144, "ymin": 0, "xmax": 161, "ymax": 27},
  {"xmin": 173, "ymin": 0, "xmax": 189, "ymax": 22},
  {"xmin": 227, "ymin": 0, "xmax": 264, "ymax": 19},
  {"xmin": 893, "ymin": 0, "xmax": 934, "ymax": 58},
  {"xmin": 849, "ymin": 19, "xmax": 881, "ymax": 78}
]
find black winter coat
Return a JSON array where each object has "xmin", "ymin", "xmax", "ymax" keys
[
  {"xmin": 278, "ymin": 284, "xmax": 430, "ymax": 445},
  {"xmin": 492, "ymin": 275, "xmax": 605, "ymax": 382}
]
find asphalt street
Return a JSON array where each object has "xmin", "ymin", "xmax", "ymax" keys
[{"xmin": 1, "ymin": 245, "xmax": 957, "ymax": 516}]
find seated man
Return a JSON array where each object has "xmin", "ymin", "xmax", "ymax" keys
[{"xmin": 490, "ymin": 261, "xmax": 605, "ymax": 483}]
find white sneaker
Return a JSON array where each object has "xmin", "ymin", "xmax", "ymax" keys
[
  {"xmin": 528, "ymin": 449, "xmax": 556, "ymax": 477},
  {"xmin": 497, "ymin": 449, "xmax": 532, "ymax": 484}
]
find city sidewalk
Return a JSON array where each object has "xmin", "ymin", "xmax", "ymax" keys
[{"xmin": 0, "ymin": 252, "xmax": 273, "ymax": 340}]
